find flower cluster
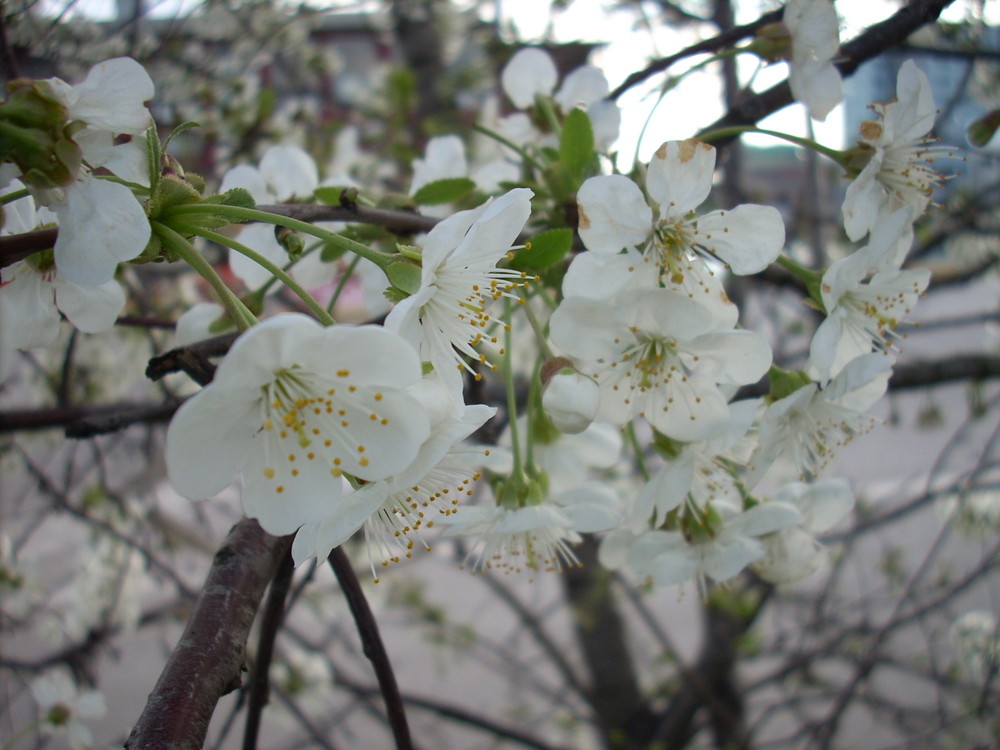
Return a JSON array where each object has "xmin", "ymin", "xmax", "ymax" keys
[{"xmin": 1, "ymin": 42, "xmax": 957, "ymax": 593}]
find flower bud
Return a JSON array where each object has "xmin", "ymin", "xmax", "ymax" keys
[
  {"xmin": 541, "ymin": 361, "xmax": 599, "ymax": 434},
  {"xmin": 747, "ymin": 22, "xmax": 792, "ymax": 63}
]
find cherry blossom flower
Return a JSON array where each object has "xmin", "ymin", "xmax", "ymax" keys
[
  {"xmin": 842, "ymin": 60, "xmax": 954, "ymax": 242},
  {"xmin": 29, "ymin": 58, "xmax": 154, "ymax": 286},
  {"xmin": 0, "ymin": 182, "xmax": 125, "ymax": 380},
  {"xmin": 442, "ymin": 483, "xmax": 620, "ymax": 575},
  {"xmin": 576, "ymin": 139, "xmax": 784, "ymax": 306},
  {"xmin": 949, "ymin": 611, "xmax": 1000, "ymax": 684},
  {"xmin": 549, "ymin": 287, "xmax": 772, "ymax": 441},
  {"xmin": 31, "ymin": 672, "xmax": 107, "ymax": 750},
  {"xmin": 752, "ymin": 478, "xmax": 854, "ymax": 583},
  {"xmin": 500, "ymin": 47, "xmax": 621, "ymax": 151},
  {"xmin": 166, "ymin": 314, "xmax": 431, "ymax": 536},
  {"xmin": 630, "ymin": 399, "xmax": 758, "ymax": 531},
  {"xmin": 292, "ymin": 374, "xmax": 495, "ymax": 573},
  {"xmin": 784, "ymin": 0, "xmax": 843, "ymax": 122},
  {"xmin": 746, "ymin": 353, "xmax": 892, "ymax": 486},
  {"xmin": 384, "ymin": 188, "xmax": 533, "ymax": 400},
  {"xmin": 601, "ymin": 499, "xmax": 800, "ymax": 589},
  {"xmin": 810, "ymin": 208, "xmax": 930, "ymax": 379}
]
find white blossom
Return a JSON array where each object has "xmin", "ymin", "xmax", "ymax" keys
[
  {"xmin": 842, "ymin": 60, "xmax": 953, "ymax": 242},
  {"xmin": 550, "ymin": 287, "xmax": 772, "ymax": 442},
  {"xmin": 166, "ymin": 314, "xmax": 431, "ymax": 536},
  {"xmin": 31, "ymin": 672, "xmax": 107, "ymax": 750},
  {"xmin": 384, "ymin": 188, "xmax": 533, "ymax": 400}
]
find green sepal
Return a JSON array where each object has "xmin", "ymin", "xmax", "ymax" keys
[
  {"xmin": 967, "ymin": 109, "xmax": 1000, "ymax": 149},
  {"xmin": 767, "ymin": 366, "xmax": 812, "ymax": 402},
  {"xmin": 149, "ymin": 174, "xmax": 203, "ymax": 218},
  {"xmin": 411, "ymin": 177, "xmax": 476, "ymax": 206},
  {"xmin": 559, "ymin": 108, "xmax": 595, "ymax": 183},
  {"xmin": 651, "ymin": 430, "xmax": 685, "ymax": 459},
  {"xmin": 507, "ymin": 227, "xmax": 572, "ymax": 272},
  {"xmin": 163, "ymin": 187, "xmax": 256, "ymax": 230},
  {"xmin": 383, "ymin": 285, "xmax": 412, "ymax": 304},
  {"xmin": 385, "ymin": 259, "xmax": 422, "ymax": 295},
  {"xmin": 0, "ymin": 82, "xmax": 80, "ymax": 190}
]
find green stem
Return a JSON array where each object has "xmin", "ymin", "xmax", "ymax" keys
[
  {"xmin": 1, "ymin": 718, "xmax": 42, "ymax": 750},
  {"xmin": 519, "ymin": 290, "xmax": 554, "ymax": 359},
  {"xmin": 624, "ymin": 422, "xmax": 650, "ymax": 482},
  {"xmin": 172, "ymin": 221, "xmax": 336, "ymax": 327},
  {"xmin": 152, "ymin": 222, "xmax": 257, "ymax": 331},
  {"xmin": 698, "ymin": 125, "xmax": 845, "ymax": 162},
  {"xmin": 472, "ymin": 124, "xmax": 545, "ymax": 172},
  {"xmin": 536, "ymin": 96, "xmax": 562, "ymax": 139},
  {"xmin": 160, "ymin": 204, "xmax": 396, "ymax": 274},
  {"xmin": 328, "ymin": 253, "xmax": 362, "ymax": 315},
  {"xmin": 1, "ymin": 187, "xmax": 30, "ymax": 205},
  {"xmin": 502, "ymin": 297, "xmax": 523, "ymax": 479}
]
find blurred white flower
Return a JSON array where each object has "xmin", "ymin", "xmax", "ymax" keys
[{"xmin": 31, "ymin": 672, "xmax": 107, "ymax": 750}]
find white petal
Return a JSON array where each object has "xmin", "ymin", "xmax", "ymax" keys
[
  {"xmin": 54, "ymin": 177, "xmax": 149, "ymax": 285},
  {"xmin": 587, "ymin": 100, "xmax": 621, "ymax": 151},
  {"xmin": 790, "ymin": 61, "xmax": 843, "ymax": 122},
  {"xmin": 687, "ymin": 329, "xmax": 772, "ymax": 385},
  {"xmin": 259, "ymin": 144, "xmax": 319, "ymax": 200},
  {"xmin": 646, "ymin": 139, "xmax": 715, "ymax": 217},
  {"xmin": 291, "ymin": 484, "xmax": 385, "ymax": 564},
  {"xmin": 165, "ymin": 390, "xmax": 259, "ymax": 500},
  {"xmin": 502, "ymin": 48, "xmax": 558, "ymax": 109},
  {"xmin": 703, "ymin": 535, "xmax": 765, "ymax": 581},
  {"xmin": 555, "ymin": 66, "xmax": 609, "ymax": 111},
  {"xmin": 410, "ymin": 135, "xmax": 468, "ymax": 195},
  {"xmin": 694, "ymin": 204, "xmax": 785, "ymax": 274},
  {"xmin": 68, "ymin": 58, "xmax": 154, "ymax": 134},
  {"xmin": 576, "ymin": 175, "xmax": 652, "ymax": 254},
  {"xmin": 841, "ymin": 155, "xmax": 884, "ymax": 241},
  {"xmin": 220, "ymin": 164, "xmax": 270, "ymax": 202},
  {"xmin": 54, "ymin": 277, "xmax": 125, "ymax": 332},
  {"xmin": 228, "ymin": 224, "xmax": 289, "ymax": 291}
]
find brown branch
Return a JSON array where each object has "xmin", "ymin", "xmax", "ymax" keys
[
  {"xmin": 610, "ymin": 8, "xmax": 784, "ymax": 100},
  {"xmin": 888, "ymin": 354, "xmax": 1000, "ymax": 390},
  {"xmin": 0, "ymin": 227, "xmax": 58, "ymax": 269},
  {"xmin": 0, "ymin": 205, "xmax": 438, "ymax": 271},
  {"xmin": 126, "ymin": 519, "xmax": 292, "ymax": 750},
  {"xmin": 327, "ymin": 547, "xmax": 413, "ymax": 750},
  {"xmin": 698, "ymin": 0, "xmax": 958, "ymax": 145},
  {"xmin": 0, "ymin": 400, "xmax": 181, "ymax": 435},
  {"xmin": 145, "ymin": 332, "xmax": 235, "ymax": 384},
  {"xmin": 561, "ymin": 536, "xmax": 657, "ymax": 750}
]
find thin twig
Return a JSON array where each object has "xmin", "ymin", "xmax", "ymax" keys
[
  {"xmin": 243, "ymin": 549, "xmax": 296, "ymax": 750},
  {"xmin": 327, "ymin": 547, "xmax": 413, "ymax": 750}
]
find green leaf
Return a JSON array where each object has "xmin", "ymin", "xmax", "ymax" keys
[
  {"xmin": 508, "ymin": 228, "xmax": 573, "ymax": 272},
  {"xmin": 412, "ymin": 177, "xmax": 476, "ymax": 206},
  {"xmin": 559, "ymin": 108, "xmax": 595, "ymax": 183}
]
